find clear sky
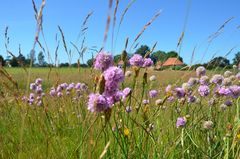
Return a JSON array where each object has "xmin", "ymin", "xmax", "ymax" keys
[{"xmin": 0, "ymin": 0, "xmax": 240, "ymax": 64}]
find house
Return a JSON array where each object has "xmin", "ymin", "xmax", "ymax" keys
[
  {"xmin": 117, "ymin": 60, "xmax": 129, "ymax": 68},
  {"xmin": 162, "ymin": 57, "xmax": 183, "ymax": 67}
]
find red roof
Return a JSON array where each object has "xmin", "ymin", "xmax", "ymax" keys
[{"xmin": 162, "ymin": 57, "xmax": 183, "ymax": 66}]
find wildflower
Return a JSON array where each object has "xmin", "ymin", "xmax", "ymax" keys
[
  {"xmin": 224, "ymin": 71, "xmax": 232, "ymax": 77},
  {"xmin": 182, "ymin": 83, "xmax": 191, "ymax": 92},
  {"xmin": 188, "ymin": 95, "xmax": 196, "ymax": 103},
  {"xmin": 217, "ymin": 87, "xmax": 231, "ymax": 96},
  {"xmin": 208, "ymin": 98, "xmax": 216, "ymax": 106},
  {"xmin": 75, "ymin": 83, "xmax": 81, "ymax": 90},
  {"xmin": 49, "ymin": 88, "xmax": 56, "ymax": 97},
  {"xmin": 155, "ymin": 99, "xmax": 163, "ymax": 106},
  {"xmin": 124, "ymin": 128, "xmax": 130, "ymax": 137},
  {"xmin": 30, "ymin": 83, "xmax": 37, "ymax": 90},
  {"xmin": 104, "ymin": 66, "xmax": 124, "ymax": 84},
  {"xmin": 36, "ymin": 85, "xmax": 43, "ymax": 95},
  {"xmin": 126, "ymin": 106, "xmax": 132, "ymax": 113},
  {"xmin": 199, "ymin": 75, "xmax": 209, "ymax": 85},
  {"xmin": 57, "ymin": 92, "xmax": 63, "ymax": 97},
  {"xmin": 198, "ymin": 85, "xmax": 210, "ymax": 97},
  {"xmin": 81, "ymin": 83, "xmax": 88, "ymax": 91},
  {"xmin": 176, "ymin": 117, "xmax": 186, "ymax": 128},
  {"xmin": 188, "ymin": 77, "xmax": 199, "ymax": 86},
  {"xmin": 35, "ymin": 78, "xmax": 42, "ymax": 85},
  {"xmin": 220, "ymin": 103, "xmax": 227, "ymax": 110},
  {"xmin": 149, "ymin": 75, "xmax": 156, "ymax": 81},
  {"xmin": 149, "ymin": 90, "xmax": 158, "ymax": 98},
  {"xmin": 122, "ymin": 87, "xmax": 131, "ymax": 98},
  {"xmin": 125, "ymin": 71, "xmax": 132, "ymax": 77},
  {"xmin": 236, "ymin": 72, "xmax": 240, "ymax": 80},
  {"xmin": 222, "ymin": 78, "xmax": 232, "ymax": 86},
  {"xmin": 229, "ymin": 85, "xmax": 240, "ymax": 98},
  {"xmin": 143, "ymin": 99, "xmax": 149, "ymax": 105},
  {"xmin": 210, "ymin": 74, "xmax": 224, "ymax": 85},
  {"xmin": 196, "ymin": 66, "xmax": 206, "ymax": 77},
  {"xmin": 224, "ymin": 100, "xmax": 232, "ymax": 106},
  {"xmin": 87, "ymin": 93, "xmax": 110, "ymax": 112},
  {"xmin": 203, "ymin": 121, "xmax": 213, "ymax": 129},
  {"xmin": 94, "ymin": 51, "xmax": 113, "ymax": 71},
  {"xmin": 174, "ymin": 87, "xmax": 185, "ymax": 98},
  {"xmin": 143, "ymin": 58, "xmax": 153, "ymax": 67},
  {"xmin": 129, "ymin": 54, "xmax": 144, "ymax": 67}
]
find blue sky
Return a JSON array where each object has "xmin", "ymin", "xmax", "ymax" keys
[{"xmin": 0, "ymin": 0, "xmax": 240, "ymax": 64}]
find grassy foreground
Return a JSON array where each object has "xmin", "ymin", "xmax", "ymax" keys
[{"xmin": 0, "ymin": 67, "xmax": 240, "ymax": 158}]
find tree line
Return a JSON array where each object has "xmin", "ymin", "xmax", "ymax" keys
[{"xmin": 1, "ymin": 44, "xmax": 240, "ymax": 69}]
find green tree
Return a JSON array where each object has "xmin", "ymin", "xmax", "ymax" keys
[
  {"xmin": 38, "ymin": 51, "xmax": 45, "ymax": 66},
  {"xmin": 150, "ymin": 50, "xmax": 166, "ymax": 64},
  {"xmin": 233, "ymin": 52, "xmax": 240, "ymax": 65},
  {"xmin": 166, "ymin": 51, "xmax": 183, "ymax": 62},
  {"xmin": 114, "ymin": 54, "xmax": 121, "ymax": 63},
  {"xmin": 10, "ymin": 57, "xmax": 19, "ymax": 67},
  {"xmin": 0, "ymin": 55, "xmax": 5, "ymax": 66},
  {"xmin": 208, "ymin": 56, "xmax": 230, "ymax": 68},
  {"xmin": 87, "ymin": 58, "xmax": 94, "ymax": 67},
  {"xmin": 135, "ymin": 45, "xmax": 150, "ymax": 57}
]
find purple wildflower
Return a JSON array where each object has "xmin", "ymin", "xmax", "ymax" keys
[
  {"xmin": 88, "ymin": 93, "xmax": 110, "ymax": 112},
  {"xmin": 196, "ymin": 66, "xmax": 206, "ymax": 77},
  {"xmin": 174, "ymin": 87, "xmax": 185, "ymax": 98},
  {"xmin": 236, "ymin": 72, "xmax": 240, "ymax": 80},
  {"xmin": 149, "ymin": 90, "xmax": 158, "ymax": 98},
  {"xmin": 30, "ymin": 83, "xmax": 37, "ymax": 90},
  {"xmin": 176, "ymin": 117, "xmax": 186, "ymax": 128},
  {"xmin": 35, "ymin": 78, "xmax": 42, "ymax": 85},
  {"xmin": 94, "ymin": 51, "xmax": 113, "ymax": 71},
  {"xmin": 217, "ymin": 87, "xmax": 231, "ymax": 96},
  {"xmin": 104, "ymin": 66, "xmax": 124, "ymax": 84},
  {"xmin": 199, "ymin": 76, "xmax": 209, "ymax": 85},
  {"xmin": 143, "ymin": 58, "xmax": 153, "ymax": 67},
  {"xmin": 198, "ymin": 85, "xmax": 210, "ymax": 96},
  {"xmin": 224, "ymin": 100, "xmax": 232, "ymax": 106},
  {"xmin": 49, "ymin": 88, "xmax": 56, "ymax": 97},
  {"xmin": 210, "ymin": 74, "xmax": 224, "ymax": 85},
  {"xmin": 122, "ymin": 87, "xmax": 131, "ymax": 98},
  {"xmin": 143, "ymin": 99, "xmax": 149, "ymax": 105},
  {"xmin": 229, "ymin": 85, "xmax": 240, "ymax": 98},
  {"xmin": 188, "ymin": 95, "xmax": 196, "ymax": 103},
  {"xmin": 126, "ymin": 106, "xmax": 132, "ymax": 113},
  {"xmin": 129, "ymin": 54, "xmax": 144, "ymax": 67}
]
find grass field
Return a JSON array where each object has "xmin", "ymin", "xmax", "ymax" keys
[{"xmin": 1, "ymin": 66, "xmax": 240, "ymax": 158}]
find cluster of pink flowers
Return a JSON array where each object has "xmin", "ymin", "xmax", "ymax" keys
[
  {"xmin": 49, "ymin": 82, "xmax": 88, "ymax": 100},
  {"xmin": 22, "ymin": 78, "xmax": 45, "ymax": 106},
  {"xmin": 129, "ymin": 54, "xmax": 153, "ymax": 67},
  {"xmin": 88, "ymin": 51, "xmax": 128, "ymax": 112}
]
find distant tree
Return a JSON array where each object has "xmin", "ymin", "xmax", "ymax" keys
[
  {"xmin": 28, "ymin": 49, "xmax": 36, "ymax": 65},
  {"xmin": 87, "ymin": 58, "xmax": 94, "ymax": 67},
  {"xmin": 10, "ymin": 57, "xmax": 19, "ymax": 67},
  {"xmin": 0, "ymin": 55, "xmax": 5, "ymax": 66},
  {"xmin": 38, "ymin": 51, "xmax": 45, "ymax": 66},
  {"xmin": 150, "ymin": 51, "xmax": 166, "ymax": 64},
  {"xmin": 59, "ymin": 63, "xmax": 70, "ymax": 67},
  {"xmin": 135, "ymin": 45, "xmax": 150, "ymax": 57},
  {"xmin": 233, "ymin": 52, "xmax": 240, "ymax": 65},
  {"xmin": 166, "ymin": 51, "xmax": 183, "ymax": 62},
  {"xmin": 208, "ymin": 56, "xmax": 230, "ymax": 68},
  {"xmin": 17, "ymin": 54, "xmax": 26, "ymax": 66},
  {"xmin": 114, "ymin": 54, "xmax": 122, "ymax": 63}
]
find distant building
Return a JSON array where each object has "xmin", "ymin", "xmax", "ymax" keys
[{"xmin": 162, "ymin": 57, "xmax": 183, "ymax": 67}]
